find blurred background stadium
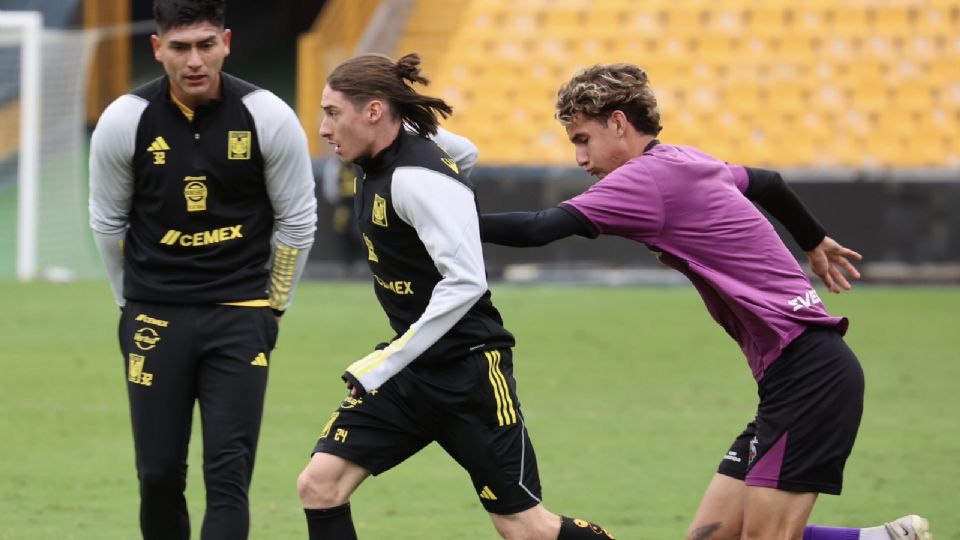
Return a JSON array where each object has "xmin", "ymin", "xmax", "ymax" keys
[
  {"xmin": 1, "ymin": 2, "xmax": 958, "ymax": 539},
  {"xmin": 0, "ymin": 0, "xmax": 958, "ymax": 284},
  {"xmin": 0, "ymin": 0, "xmax": 960, "ymax": 282}
]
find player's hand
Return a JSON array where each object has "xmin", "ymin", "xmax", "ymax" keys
[
  {"xmin": 806, "ymin": 236, "xmax": 862, "ymax": 294},
  {"xmin": 342, "ymin": 371, "xmax": 367, "ymax": 398}
]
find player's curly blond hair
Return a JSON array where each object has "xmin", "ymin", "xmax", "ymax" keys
[{"xmin": 555, "ymin": 63, "xmax": 663, "ymax": 135}]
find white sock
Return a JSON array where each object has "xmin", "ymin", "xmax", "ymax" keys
[{"xmin": 859, "ymin": 525, "xmax": 891, "ymax": 540}]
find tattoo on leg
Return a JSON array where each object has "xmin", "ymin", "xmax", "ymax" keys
[{"xmin": 687, "ymin": 523, "xmax": 722, "ymax": 540}]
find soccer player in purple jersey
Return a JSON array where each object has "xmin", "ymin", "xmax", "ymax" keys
[{"xmin": 481, "ymin": 63, "xmax": 931, "ymax": 540}]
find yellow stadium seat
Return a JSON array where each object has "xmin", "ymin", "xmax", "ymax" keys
[
  {"xmin": 861, "ymin": 35, "xmax": 900, "ymax": 61},
  {"xmin": 799, "ymin": 110, "xmax": 831, "ymax": 141},
  {"xmin": 543, "ymin": 8, "xmax": 583, "ymax": 31},
  {"xmin": 861, "ymin": 135, "xmax": 904, "ymax": 167},
  {"xmin": 902, "ymin": 135, "xmax": 951, "ymax": 167},
  {"xmin": 828, "ymin": 6, "xmax": 871, "ymax": 38},
  {"xmin": 623, "ymin": 10, "xmax": 665, "ymax": 38},
  {"xmin": 722, "ymin": 82, "xmax": 766, "ymax": 118},
  {"xmin": 839, "ymin": 59, "xmax": 887, "ymax": 89},
  {"xmin": 663, "ymin": 6, "xmax": 705, "ymax": 34},
  {"xmin": 903, "ymin": 35, "xmax": 942, "ymax": 62},
  {"xmin": 834, "ymin": 108, "xmax": 872, "ymax": 141},
  {"xmin": 738, "ymin": 36, "xmax": 778, "ymax": 62},
  {"xmin": 938, "ymin": 83, "xmax": 960, "ymax": 112},
  {"xmin": 811, "ymin": 83, "xmax": 847, "ymax": 115},
  {"xmin": 766, "ymin": 82, "xmax": 810, "ymax": 116},
  {"xmin": 691, "ymin": 35, "xmax": 740, "ymax": 65},
  {"xmin": 849, "ymin": 85, "xmax": 893, "ymax": 115},
  {"xmin": 720, "ymin": 60, "xmax": 764, "ymax": 88},
  {"xmin": 744, "ymin": 5, "xmax": 791, "ymax": 37},
  {"xmin": 652, "ymin": 35, "xmax": 697, "ymax": 62},
  {"xmin": 583, "ymin": 5, "xmax": 626, "ymax": 31},
  {"xmin": 871, "ymin": 6, "xmax": 915, "ymax": 39},
  {"xmin": 875, "ymin": 109, "xmax": 919, "ymax": 136},
  {"xmin": 605, "ymin": 36, "xmax": 648, "ymax": 59},
  {"xmin": 702, "ymin": 8, "xmax": 744, "ymax": 36},
  {"xmin": 793, "ymin": 6, "xmax": 831, "ymax": 36},
  {"xmin": 914, "ymin": 4, "xmax": 955, "ymax": 38},
  {"xmin": 776, "ymin": 35, "xmax": 819, "ymax": 64},
  {"xmin": 894, "ymin": 79, "xmax": 937, "ymax": 114},
  {"xmin": 926, "ymin": 57, "xmax": 960, "ymax": 89}
]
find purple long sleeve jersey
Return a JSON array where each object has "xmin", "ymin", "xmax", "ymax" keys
[{"xmin": 562, "ymin": 144, "xmax": 848, "ymax": 381}]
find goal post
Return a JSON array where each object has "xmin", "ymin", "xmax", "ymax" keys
[
  {"xmin": 0, "ymin": 10, "xmax": 41, "ymax": 282},
  {"xmin": 0, "ymin": 10, "xmax": 111, "ymax": 282}
]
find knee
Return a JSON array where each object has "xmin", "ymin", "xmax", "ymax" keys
[
  {"xmin": 297, "ymin": 465, "xmax": 348, "ymax": 509},
  {"xmin": 139, "ymin": 464, "xmax": 186, "ymax": 496}
]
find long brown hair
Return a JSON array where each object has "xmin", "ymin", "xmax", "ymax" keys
[{"xmin": 326, "ymin": 53, "xmax": 452, "ymax": 137}]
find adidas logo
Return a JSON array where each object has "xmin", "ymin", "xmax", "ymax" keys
[
  {"xmin": 147, "ymin": 136, "xmax": 170, "ymax": 152},
  {"xmin": 251, "ymin": 352, "xmax": 268, "ymax": 367},
  {"xmin": 478, "ymin": 486, "xmax": 497, "ymax": 501}
]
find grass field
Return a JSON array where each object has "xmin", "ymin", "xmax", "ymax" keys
[{"xmin": 0, "ymin": 281, "xmax": 957, "ymax": 539}]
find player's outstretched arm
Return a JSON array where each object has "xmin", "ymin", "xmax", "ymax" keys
[
  {"xmin": 480, "ymin": 205, "xmax": 596, "ymax": 247},
  {"xmin": 806, "ymin": 236, "xmax": 862, "ymax": 294}
]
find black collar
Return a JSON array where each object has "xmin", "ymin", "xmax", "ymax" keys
[
  {"xmin": 644, "ymin": 138, "xmax": 660, "ymax": 153},
  {"xmin": 354, "ymin": 128, "xmax": 405, "ymax": 174}
]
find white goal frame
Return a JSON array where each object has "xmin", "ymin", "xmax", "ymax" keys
[{"xmin": 0, "ymin": 10, "xmax": 42, "ymax": 282}]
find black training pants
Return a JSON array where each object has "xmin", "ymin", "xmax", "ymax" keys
[{"xmin": 119, "ymin": 302, "xmax": 278, "ymax": 540}]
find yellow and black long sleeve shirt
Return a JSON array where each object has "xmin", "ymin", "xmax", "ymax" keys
[
  {"xmin": 89, "ymin": 73, "xmax": 316, "ymax": 310},
  {"xmin": 343, "ymin": 131, "xmax": 514, "ymax": 394}
]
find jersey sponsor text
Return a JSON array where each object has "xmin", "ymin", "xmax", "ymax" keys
[
  {"xmin": 374, "ymin": 274, "xmax": 414, "ymax": 295},
  {"xmin": 788, "ymin": 289, "xmax": 823, "ymax": 312},
  {"xmin": 160, "ymin": 225, "xmax": 244, "ymax": 247}
]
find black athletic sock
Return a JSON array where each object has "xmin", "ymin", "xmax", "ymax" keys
[
  {"xmin": 304, "ymin": 503, "xmax": 357, "ymax": 540},
  {"xmin": 558, "ymin": 516, "xmax": 616, "ymax": 539}
]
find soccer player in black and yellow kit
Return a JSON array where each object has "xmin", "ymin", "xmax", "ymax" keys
[
  {"xmin": 294, "ymin": 52, "xmax": 614, "ymax": 540},
  {"xmin": 88, "ymin": 1, "xmax": 316, "ymax": 538}
]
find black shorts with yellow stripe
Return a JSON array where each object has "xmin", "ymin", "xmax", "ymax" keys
[{"xmin": 312, "ymin": 348, "xmax": 543, "ymax": 515}]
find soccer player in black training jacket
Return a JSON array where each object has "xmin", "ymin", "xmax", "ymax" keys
[
  {"xmin": 294, "ymin": 52, "xmax": 615, "ymax": 540},
  {"xmin": 88, "ymin": 1, "xmax": 316, "ymax": 538}
]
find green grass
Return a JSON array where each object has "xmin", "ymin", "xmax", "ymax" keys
[
  {"xmin": 0, "ymin": 281, "xmax": 957, "ymax": 539},
  {"xmin": 0, "ymin": 145, "xmax": 103, "ymax": 281}
]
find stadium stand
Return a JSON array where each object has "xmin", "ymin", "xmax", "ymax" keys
[{"xmin": 371, "ymin": 0, "xmax": 960, "ymax": 168}]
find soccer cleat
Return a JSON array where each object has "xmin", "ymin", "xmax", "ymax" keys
[{"xmin": 884, "ymin": 515, "xmax": 932, "ymax": 540}]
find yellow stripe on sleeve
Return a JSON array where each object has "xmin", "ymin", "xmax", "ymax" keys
[
  {"xmin": 347, "ymin": 329, "xmax": 416, "ymax": 378},
  {"xmin": 269, "ymin": 243, "xmax": 299, "ymax": 310}
]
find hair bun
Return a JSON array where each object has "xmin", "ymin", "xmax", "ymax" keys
[{"xmin": 396, "ymin": 53, "xmax": 429, "ymax": 86}]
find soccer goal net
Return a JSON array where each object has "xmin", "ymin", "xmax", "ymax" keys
[{"xmin": 0, "ymin": 11, "xmax": 101, "ymax": 281}]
